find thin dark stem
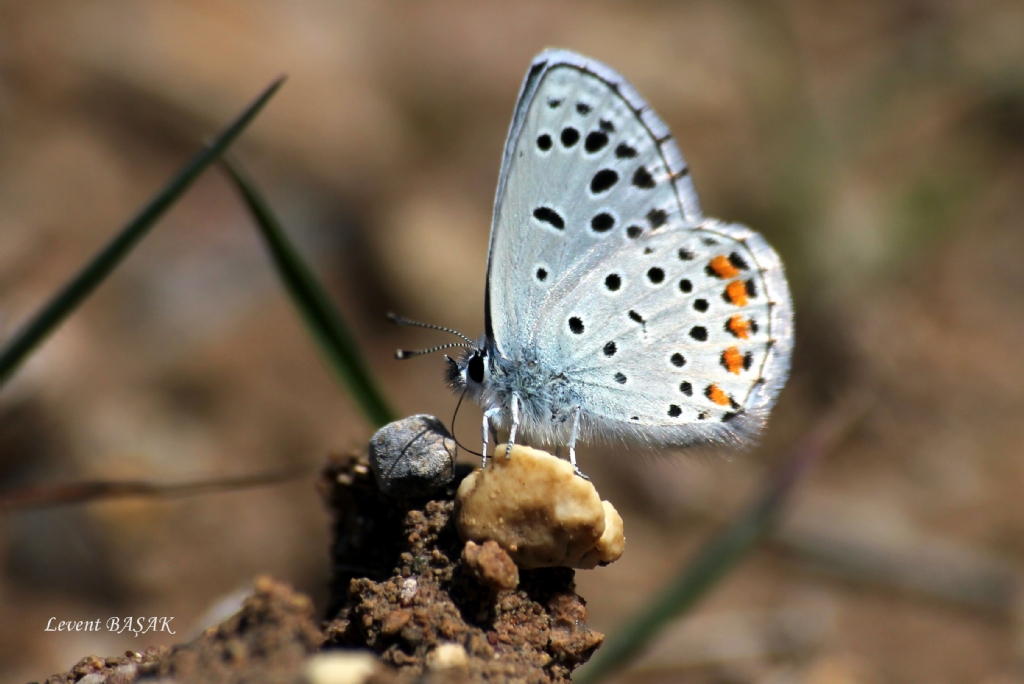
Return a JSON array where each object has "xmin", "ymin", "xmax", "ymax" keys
[{"xmin": 0, "ymin": 467, "xmax": 313, "ymax": 514}]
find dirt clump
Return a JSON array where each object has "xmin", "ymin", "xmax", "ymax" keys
[
  {"xmin": 321, "ymin": 454, "xmax": 604, "ymax": 682},
  {"xmin": 44, "ymin": 577, "xmax": 323, "ymax": 684},
  {"xmin": 42, "ymin": 453, "xmax": 604, "ymax": 683}
]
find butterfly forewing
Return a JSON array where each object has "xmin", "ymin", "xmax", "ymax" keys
[{"xmin": 488, "ymin": 52, "xmax": 701, "ymax": 357}]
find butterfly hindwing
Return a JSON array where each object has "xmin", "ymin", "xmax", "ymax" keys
[{"xmin": 544, "ymin": 221, "xmax": 792, "ymax": 445}]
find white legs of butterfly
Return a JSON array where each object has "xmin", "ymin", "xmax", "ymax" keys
[
  {"xmin": 481, "ymin": 406, "xmax": 502, "ymax": 470},
  {"xmin": 478, "ymin": 393, "xmax": 522, "ymax": 467},
  {"xmin": 504, "ymin": 394, "xmax": 521, "ymax": 459},
  {"xmin": 481, "ymin": 398, "xmax": 588, "ymax": 480},
  {"xmin": 567, "ymin": 406, "xmax": 585, "ymax": 479}
]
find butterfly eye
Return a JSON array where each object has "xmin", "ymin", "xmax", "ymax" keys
[{"xmin": 468, "ymin": 353, "xmax": 485, "ymax": 384}]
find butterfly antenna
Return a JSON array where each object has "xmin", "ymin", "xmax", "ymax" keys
[
  {"xmin": 387, "ymin": 313, "xmax": 475, "ymax": 345},
  {"xmin": 451, "ymin": 390, "xmax": 483, "ymax": 458},
  {"xmin": 394, "ymin": 342, "xmax": 471, "ymax": 360}
]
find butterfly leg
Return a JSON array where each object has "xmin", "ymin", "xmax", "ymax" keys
[
  {"xmin": 568, "ymin": 406, "xmax": 589, "ymax": 480},
  {"xmin": 504, "ymin": 393, "xmax": 521, "ymax": 459},
  {"xmin": 482, "ymin": 407, "xmax": 501, "ymax": 469}
]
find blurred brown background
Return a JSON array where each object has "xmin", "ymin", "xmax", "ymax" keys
[{"xmin": 2, "ymin": 1, "xmax": 1024, "ymax": 682}]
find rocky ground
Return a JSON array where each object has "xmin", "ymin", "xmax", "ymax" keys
[{"xmin": 42, "ymin": 453, "xmax": 604, "ymax": 684}]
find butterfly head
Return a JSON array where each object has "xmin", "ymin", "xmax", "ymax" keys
[
  {"xmin": 445, "ymin": 346, "xmax": 490, "ymax": 399},
  {"xmin": 388, "ymin": 313, "xmax": 491, "ymax": 398}
]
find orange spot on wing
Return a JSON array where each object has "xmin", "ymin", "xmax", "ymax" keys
[
  {"xmin": 706, "ymin": 384, "xmax": 731, "ymax": 406},
  {"xmin": 722, "ymin": 347, "xmax": 744, "ymax": 374},
  {"xmin": 725, "ymin": 280, "xmax": 749, "ymax": 306},
  {"xmin": 708, "ymin": 255, "xmax": 740, "ymax": 279},
  {"xmin": 726, "ymin": 315, "xmax": 751, "ymax": 339}
]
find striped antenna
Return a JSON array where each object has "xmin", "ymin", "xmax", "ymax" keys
[
  {"xmin": 387, "ymin": 313, "xmax": 475, "ymax": 345},
  {"xmin": 394, "ymin": 342, "xmax": 471, "ymax": 360}
]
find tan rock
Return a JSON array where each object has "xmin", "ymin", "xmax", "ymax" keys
[
  {"xmin": 462, "ymin": 540, "xmax": 519, "ymax": 590},
  {"xmin": 303, "ymin": 651, "xmax": 381, "ymax": 684},
  {"xmin": 455, "ymin": 445, "xmax": 625, "ymax": 569},
  {"xmin": 425, "ymin": 642, "xmax": 470, "ymax": 672},
  {"xmin": 578, "ymin": 501, "xmax": 626, "ymax": 569}
]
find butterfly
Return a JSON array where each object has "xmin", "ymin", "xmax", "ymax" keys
[{"xmin": 394, "ymin": 49, "xmax": 793, "ymax": 478}]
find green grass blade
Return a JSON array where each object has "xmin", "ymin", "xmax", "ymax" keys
[
  {"xmin": 575, "ymin": 403, "xmax": 862, "ymax": 684},
  {"xmin": 220, "ymin": 156, "xmax": 396, "ymax": 428},
  {"xmin": 0, "ymin": 77, "xmax": 286, "ymax": 387}
]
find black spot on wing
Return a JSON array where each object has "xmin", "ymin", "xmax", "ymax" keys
[
  {"xmin": 605, "ymin": 274, "xmax": 622, "ymax": 291},
  {"xmin": 569, "ymin": 317, "xmax": 584, "ymax": 334},
  {"xmin": 533, "ymin": 207, "xmax": 564, "ymax": 229},
  {"xmin": 627, "ymin": 225, "xmax": 642, "ymax": 239},
  {"xmin": 729, "ymin": 252, "xmax": 750, "ymax": 270},
  {"xmin": 536, "ymin": 134, "xmax": 552, "ymax": 151},
  {"xmin": 576, "ymin": 102, "xmax": 592, "ymax": 115},
  {"xmin": 591, "ymin": 213, "xmax": 615, "ymax": 232},
  {"xmin": 647, "ymin": 209, "xmax": 668, "ymax": 228},
  {"xmin": 590, "ymin": 169, "xmax": 619, "ymax": 194},
  {"xmin": 615, "ymin": 143, "xmax": 638, "ymax": 159},
  {"xmin": 632, "ymin": 167, "xmax": 656, "ymax": 189},
  {"xmin": 584, "ymin": 131, "xmax": 609, "ymax": 153},
  {"xmin": 561, "ymin": 127, "xmax": 580, "ymax": 147}
]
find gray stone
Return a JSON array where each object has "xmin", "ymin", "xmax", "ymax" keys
[{"xmin": 368, "ymin": 415, "xmax": 457, "ymax": 497}]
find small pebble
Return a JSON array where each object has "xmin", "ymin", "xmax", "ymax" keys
[
  {"xmin": 106, "ymin": 663, "xmax": 138, "ymax": 684},
  {"xmin": 425, "ymin": 643, "xmax": 469, "ymax": 672},
  {"xmin": 462, "ymin": 540, "xmax": 519, "ymax": 590},
  {"xmin": 368, "ymin": 415, "xmax": 457, "ymax": 497},
  {"xmin": 400, "ymin": 577, "xmax": 418, "ymax": 606},
  {"xmin": 456, "ymin": 444, "xmax": 625, "ymax": 569},
  {"xmin": 380, "ymin": 609, "xmax": 412, "ymax": 636},
  {"xmin": 302, "ymin": 652, "xmax": 380, "ymax": 684}
]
